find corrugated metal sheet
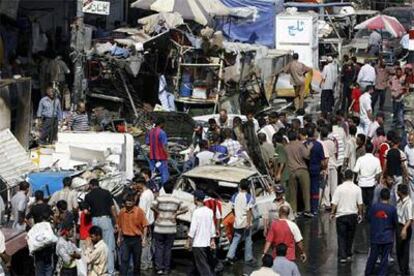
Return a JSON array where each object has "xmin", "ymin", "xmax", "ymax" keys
[{"xmin": 0, "ymin": 129, "xmax": 35, "ymax": 187}]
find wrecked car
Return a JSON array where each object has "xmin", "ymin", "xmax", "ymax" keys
[{"xmin": 172, "ymin": 164, "xmax": 275, "ymax": 250}]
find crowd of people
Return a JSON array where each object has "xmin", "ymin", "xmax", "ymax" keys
[{"xmin": 4, "ymin": 50, "xmax": 414, "ymax": 275}]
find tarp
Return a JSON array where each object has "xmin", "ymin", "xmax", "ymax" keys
[
  {"xmin": 219, "ymin": 0, "xmax": 283, "ymax": 47},
  {"xmin": 27, "ymin": 171, "xmax": 75, "ymax": 197}
]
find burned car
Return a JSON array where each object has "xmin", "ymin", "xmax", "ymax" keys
[{"xmin": 172, "ymin": 164, "xmax": 275, "ymax": 249}]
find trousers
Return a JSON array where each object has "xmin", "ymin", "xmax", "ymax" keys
[
  {"xmin": 321, "ymin": 167, "xmax": 338, "ymax": 208},
  {"xmin": 293, "ymin": 84, "xmax": 305, "ymax": 110},
  {"xmin": 120, "ymin": 235, "xmax": 142, "ymax": 276},
  {"xmin": 336, "ymin": 214, "xmax": 357, "ymax": 260},
  {"xmin": 361, "ymin": 187, "xmax": 375, "ymax": 217},
  {"xmin": 150, "ymin": 160, "xmax": 170, "ymax": 185},
  {"xmin": 190, "ymin": 247, "xmax": 215, "ymax": 276},
  {"xmin": 40, "ymin": 117, "xmax": 58, "ymax": 145},
  {"xmin": 288, "ymin": 169, "xmax": 311, "ymax": 213},
  {"xmin": 396, "ymin": 224, "xmax": 412, "ymax": 275},
  {"xmin": 321, "ymin": 89, "xmax": 334, "ymax": 113},
  {"xmin": 226, "ymin": 227, "xmax": 253, "ymax": 261},
  {"xmin": 310, "ymin": 173, "xmax": 320, "ymax": 213},
  {"xmin": 392, "ymin": 100, "xmax": 404, "ymax": 129},
  {"xmin": 154, "ymin": 233, "xmax": 175, "ymax": 271},
  {"xmin": 372, "ymin": 89, "xmax": 385, "ymax": 111},
  {"xmin": 365, "ymin": 243, "xmax": 393, "ymax": 276}
]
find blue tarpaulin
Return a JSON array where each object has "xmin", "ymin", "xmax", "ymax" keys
[
  {"xmin": 27, "ymin": 171, "xmax": 75, "ymax": 197},
  {"xmin": 219, "ymin": 0, "xmax": 283, "ymax": 48}
]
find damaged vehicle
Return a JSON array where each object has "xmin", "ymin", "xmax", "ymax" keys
[{"xmin": 172, "ymin": 164, "xmax": 275, "ymax": 250}]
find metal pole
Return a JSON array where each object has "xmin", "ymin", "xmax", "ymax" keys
[{"xmin": 72, "ymin": 0, "xmax": 85, "ymax": 105}]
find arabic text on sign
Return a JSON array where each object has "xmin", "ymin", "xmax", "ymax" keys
[{"xmin": 288, "ymin": 20, "xmax": 305, "ymax": 36}]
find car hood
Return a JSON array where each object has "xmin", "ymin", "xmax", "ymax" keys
[
  {"xmin": 182, "ymin": 165, "xmax": 259, "ymax": 183},
  {"xmin": 149, "ymin": 111, "xmax": 195, "ymax": 144}
]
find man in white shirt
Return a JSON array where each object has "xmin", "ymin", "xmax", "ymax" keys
[
  {"xmin": 396, "ymin": 184, "xmax": 413, "ymax": 275},
  {"xmin": 0, "ymin": 230, "xmax": 10, "ymax": 276},
  {"xmin": 11, "ymin": 181, "xmax": 30, "ymax": 230},
  {"xmin": 330, "ymin": 169, "xmax": 364, "ymax": 263},
  {"xmin": 225, "ymin": 179, "xmax": 255, "ymax": 265},
  {"xmin": 195, "ymin": 140, "xmax": 214, "ymax": 167},
  {"xmin": 258, "ymin": 112, "xmax": 283, "ymax": 144},
  {"xmin": 343, "ymin": 125, "xmax": 357, "ymax": 171},
  {"xmin": 48, "ymin": 177, "xmax": 78, "ymax": 212},
  {"xmin": 404, "ymin": 133, "xmax": 414, "ymax": 201},
  {"xmin": 368, "ymin": 30, "xmax": 382, "ymax": 55},
  {"xmin": 187, "ymin": 190, "xmax": 216, "ymax": 276},
  {"xmin": 320, "ymin": 56, "xmax": 337, "ymax": 114},
  {"xmin": 357, "ymin": 60, "xmax": 376, "ymax": 91},
  {"xmin": 367, "ymin": 113, "xmax": 384, "ymax": 139},
  {"xmin": 359, "ymin": 86, "xmax": 374, "ymax": 134},
  {"xmin": 353, "ymin": 143, "xmax": 382, "ymax": 214},
  {"xmin": 137, "ymin": 177, "xmax": 155, "ymax": 271}
]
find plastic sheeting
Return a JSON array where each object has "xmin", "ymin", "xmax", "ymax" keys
[
  {"xmin": 27, "ymin": 171, "xmax": 75, "ymax": 197},
  {"xmin": 219, "ymin": 0, "xmax": 283, "ymax": 48}
]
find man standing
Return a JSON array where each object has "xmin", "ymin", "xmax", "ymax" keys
[
  {"xmin": 389, "ymin": 67, "xmax": 406, "ymax": 129},
  {"xmin": 343, "ymin": 125, "xmax": 357, "ymax": 171},
  {"xmin": 282, "ymin": 53, "xmax": 312, "ymax": 113},
  {"xmin": 353, "ymin": 143, "xmax": 382, "ymax": 215},
  {"xmin": 146, "ymin": 117, "xmax": 169, "ymax": 185},
  {"xmin": 225, "ymin": 179, "xmax": 255, "ymax": 265},
  {"xmin": 48, "ymin": 177, "xmax": 78, "ymax": 212},
  {"xmin": 136, "ymin": 177, "xmax": 155, "ymax": 271},
  {"xmin": 26, "ymin": 190, "xmax": 53, "ymax": 225},
  {"xmin": 384, "ymin": 135, "xmax": 409, "ymax": 186},
  {"xmin": 404, "ymin": 132, "xmax": 414, "ymax": 201},
  {"xmin": 85, "ymin": 226, "xmax": 109, "ymax": 276},
  {"xmin": 37, "ymin": 86, "xmax": 62, "ymax": 144},
  {"xmin": 11, "ymin": 181, "xmax": 30, "ymax": 230},
  {"xmin": 367, "ymin": 113, "xmax": 384, "ymax": 139},
  {"xmin": 84, "ymin": 179, "xmax": 117, "ymax": 275},
  {"xmin": 251, "ymin": 254, "xmax": 280, "ymax": 276},
  {"xmin": 117, "ymin": 194, "xmax": 148, "ymax": 276},
  {"xmin": 320, "ymin": 127, "xmax": 337, "ymax": 210},
  {"xmin": 151, "ymin": 180, "xmax": 188, "ymax": 275},
  {"xmin": 263, "ymin": 206, "xmax": 306, "ymax": 262},
  {"xmin": 365, "ymin": 188, "xmax": 397, "ymax": 276},
  {"xmin": 341, "ymin": 55, "xmax": 356, "ymax": 112},
  {"xmin": 263, "ymin": 185, "xmax": 294, "ymax": 236},
  {"xmin": 67, "ymin": 101, "xmax": 90, "ymax": 131},
  {"xmin": 368, "ymin": 30, "xmax": 382, "ymax": 55},
  {"xmin": 320, "ymin": 56, "xmax": 337, "ymax": 114},
  {"xmin": 373, "ymin": 60, "xmax": 388, "ymax": 112},
  {"xmin": 258, "ymin": 133, "xmax": 275, "ymax": 172},
  {"xmin": 218, "ymin": 109, "xmax": 231, "ymax": 128},
  {"xmin": 359, "ymin": 85, "xmax": 374, "ymax": 134},
  {"xmin": 258, "ymin": 112, "xmax": 282, "ymax": 144},
  {"xmin": 357, "ymin": 60, "xmax": 376, "ymax": 91},
  {"xmin": 284, "ymin": 131, "xmax": 312, "ymax": 217},
  {"xmin": 396, "ymin": 184, "xmax": 413, "ymax": 275},
  {"xmin": 187, "ymin": 190, "xmax": 216, "ymax": 276},
  {"xmin": 306, "ymin": 126, "xmax": 327, "ymax": 215},
  {"xmin": 330, "ymin": 170, "xmax": 364, "ymax": 263},
  {"xmin": 273, "ymin": 133, "xmax": 289, "ymax": 186}
]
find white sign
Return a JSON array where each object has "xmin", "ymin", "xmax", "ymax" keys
[
  {"xmin": 276, "ymin": 17, "xmax": 314, "ymax": 46},
  {"xmin": 83, "ymin": 0, "xmax": 110, "ymax": 15}
]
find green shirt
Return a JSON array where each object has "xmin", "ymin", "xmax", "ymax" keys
[{"xmin": 275, "ymin": 143, "xmax": 290, "ymax": 183}]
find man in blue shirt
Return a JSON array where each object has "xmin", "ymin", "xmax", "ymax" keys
[
  {"xmin": 36, "ymin": 86, "xmax": 62, "ymax": 144},
  {"xmin": 365, "ymin": 188, "xmax": 397, "ymax": 276},
  {"xmin": 305, "ymin": 126, "xmax": 327, "ymax": 215}
]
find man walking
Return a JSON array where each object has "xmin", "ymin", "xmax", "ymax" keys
[
  {"xmin": 37, "ymin": 85, "xmax": 62, "ymax": 144},
  {"xmin": 320, "ymin": 56, "xmax": 337, "ymax": 114},
  {"xmin": 284, "ymin": 131, "xmax": 312, "ymax": 217},
  {"xmin": 353, "ymin": 143, "xmax": 382, "ymax": 215},
  {"xmin": 373, "ymin": 60, "xmax": 388, "ymax": 112},
  {"xmin": 359, "ymin": 86, "xmax": 374, "ymax": 135},
  {"xmin": 84, "ymin": 179, "xmax": 117, "ymax": 275},
  {"xmin": 263, "ymin": 206, "xmax": 306, "ymax": 263},
  {"xmin": 396, "ymin": 184, "xmax": 413, "ymax": 275},
  {"xmin": 187, "ymin": 190, "xmax": 216, "ymax": 276},
  {"xmin": 117, "ymin": 194, "xmax": 148, "ymax": 276},
  {"xmin": 151, "ymin": 180, "xmax": 188, "ymax": 275},
  {"xmin": 357, "ymin": 60, "xmax": 376, "ymax": 92},
  {"xmin": 225, "ymin": 179, "xmax": 256, "ymax": 265},
  {"xmin": 146, "ymin": 117, "xmax": 169, "ymax": 185},
  {"xmin": 404, "ymin": 132, "xmax": 414, "ymax": 201},
  {"xmin": 282, "ymin": 53, "xmax": 311, "ymax": 113},
  {"xmin": 365, "ymin": 188, "xmax": 397, "ymax": 276},
  {"xmin": 389, "ymin": 67, "xmax": 406, "ymax": 130},
  {"xmin": 330, "ymin": 170, "xmax": 364, "ymax": 263}
]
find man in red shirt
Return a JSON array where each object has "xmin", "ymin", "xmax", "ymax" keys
[
  {"xmin": 378, "ymin": 130, "xmax": 396, "ymax": 170},
  {"xmin": 145, "ymin": 117, "xmax": 170, "ymax": 185},
  {"xmin": 263, "ymin": 206, "xmax": 306, "ymax": 262}
]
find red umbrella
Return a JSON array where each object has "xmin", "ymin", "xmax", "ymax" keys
[{"xmin": 355, "ymin": 14, "xmax": 406, "ymax": 37}]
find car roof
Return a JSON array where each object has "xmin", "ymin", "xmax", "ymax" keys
[{"xmin": 182, "ymin": 165, "xmax": 258, "ymax": 183}]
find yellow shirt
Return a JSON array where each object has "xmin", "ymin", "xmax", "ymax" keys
[{"xmin": 85, "ymin": 240, "xmax": 108, "ymax": 276}]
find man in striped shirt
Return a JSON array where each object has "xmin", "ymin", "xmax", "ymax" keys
[
  {"xmin": 67, "ymin": 102, "xmax": 90, "ymax": 131},
  {"xmin": 151, "ymin": 180, "xmax": 188, "ymax": 275}
]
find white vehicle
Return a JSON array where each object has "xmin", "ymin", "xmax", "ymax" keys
[{"xmin": 172, "ymin": 164, "xmax": 275, "ymax": 249}]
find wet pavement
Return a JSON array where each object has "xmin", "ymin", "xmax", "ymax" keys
[{"xmin": 141, "ymin": 212, "xmax": 414, "ymax": 276}]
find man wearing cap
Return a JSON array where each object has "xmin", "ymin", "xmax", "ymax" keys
[
  {"xmin": 187, "ymin": 190, "xmax": 216, "ymax": 276},
  {"xmin": 320, "ymin": 56, "xmax": 338, "ymax": 114},
  {"xmin": 146, "ymin": 117, "xmax": 170, "ymax": 185},
  {"xmin": 263, "ymin": 185, "xmax": 294, "ymax": 236}
]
